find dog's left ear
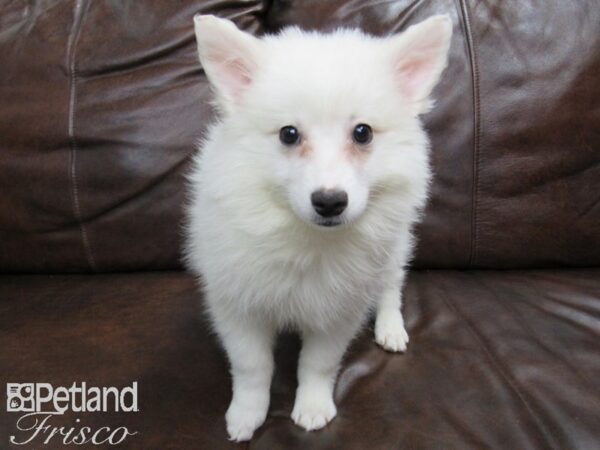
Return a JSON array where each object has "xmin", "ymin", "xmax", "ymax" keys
[
  {"xmin": 389, "ymin": 15, "xmax": 453, "ymax": 114},
  {"xmin": 194, "ymin": 15, "xmax": 263, "ymax": 111}
]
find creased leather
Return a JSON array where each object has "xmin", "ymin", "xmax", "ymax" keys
[
  {"xmin": 1, "ymin": 0, "xmax": 598, "ymax": 271},
  {"xmin": 1, "ymin": 270, "xmax": 598, "ymax": 448}
]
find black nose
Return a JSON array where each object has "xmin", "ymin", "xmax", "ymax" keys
[{"xmin": 311, "ymin": 189, "xmax": 348, "ymax": 218}]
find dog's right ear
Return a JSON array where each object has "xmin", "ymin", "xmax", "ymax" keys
[{"xmin": 193, "ymin": 15, "xmax": 263, "ymax": 111}]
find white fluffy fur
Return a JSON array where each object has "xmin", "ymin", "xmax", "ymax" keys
[{"xmin": 185, "ymin": 14, "xmax": 452, "ymax": 441}]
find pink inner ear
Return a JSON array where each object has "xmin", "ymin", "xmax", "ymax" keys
[
  {"xmin": 214, "ymin": 56, "xmax": 254, "ymax": 103},
  {"xmin": 204, "ymin": 44, "xmax": 255, "ymax": 103},
  {"xmin": 227, "ymin": 58, "xmax": 253, "ymax": 87},
  {"xmin": 395, "ymin": 54, "xmax": 438, "ymax": 101}
]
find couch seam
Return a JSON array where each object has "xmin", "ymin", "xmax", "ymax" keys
[
  {"xmin": 437, "ymin": 281, "xmax": 559, "ymax": 450},
  {"xmin": 67, "ymin": 0, "xmax": 96, "ymax": 271},
  {"xmin": 458, "ymin": 0, "xmax": 481, "ymax": 268}
]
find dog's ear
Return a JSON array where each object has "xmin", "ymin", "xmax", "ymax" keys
[
  {"xmin": 389, "ymin": 15, "xmax": 452, "ymax": 114},
  {"xmin": 194, "ymin": 15, "xmax": 263, "ymax": 110}
]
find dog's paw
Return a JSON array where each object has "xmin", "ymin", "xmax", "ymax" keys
[
  {"xmin": 225, "ymin": 400, "xmax": 267, "ymax": 442},
  {"xmin": 375, "ymin": 310, "xmax": 409, "ymax": 353},
  {"xmin": 291, "ymin": 392, "xmax": 337, "ymax": 431}
]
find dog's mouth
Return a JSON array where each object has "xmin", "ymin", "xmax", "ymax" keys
[{"xmin": 312, "ymin": 217, "xmax": 345, "ymax": 228}]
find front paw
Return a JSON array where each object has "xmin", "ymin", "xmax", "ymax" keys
[
  {"xmin": 375, "ymin": 310, "xmax": 409, "ymax": 352},
  {"xmin": 291, "ymin": 390, "xmax": 337, "ymax": 431},
  {"xmin": 225, "ymin": 399, "xmax": 268, "ymax": 442}
]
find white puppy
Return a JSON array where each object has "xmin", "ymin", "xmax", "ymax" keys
[{"xmin": 185, "ymin": 14, "xmax": 452, "ymax": 441}]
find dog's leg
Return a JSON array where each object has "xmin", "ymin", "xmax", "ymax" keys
[
  {"xmin": 292, "ymin": 321, "xmax": 359, "ymax": 431},
  {"xmin": 214, "ymin": 312, "xmax": 275, "ymax": 442},
  {"xmin": 374, "ymin": 268, "xmax": 409, "ymax": 352}
]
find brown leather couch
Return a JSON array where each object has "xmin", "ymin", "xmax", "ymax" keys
[{"xmin": 1, "ymin": 1, "xmax": 599, "ymax": 448}]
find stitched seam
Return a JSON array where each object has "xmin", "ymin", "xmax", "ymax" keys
[
  {"xmin": 458, "ymin": 0, "xmax": 481, "ymax": 268},
  {"xmin": 67, "ymin": 0, "xmax": 96, "ymax": 271},
  {"xmin": 437, "ymin": 281, "xmax": 559, "ymax": 450}
]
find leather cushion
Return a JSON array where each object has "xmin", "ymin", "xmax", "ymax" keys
[{"xmin": 1, "ymin": 269, "xmax": 598, "ymax": 448}]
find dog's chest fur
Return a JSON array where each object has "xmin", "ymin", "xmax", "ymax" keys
[{"xmin": 194, "ymin": 211, "xmax": 399, "ymax": 330}]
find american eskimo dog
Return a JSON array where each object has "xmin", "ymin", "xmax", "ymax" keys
[{"xmin": 185, "ymin": 14, "xmax": 452, "ymax": 441}]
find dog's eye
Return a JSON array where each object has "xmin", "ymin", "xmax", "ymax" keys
[
  {"xmin": 279, "ymin": 126, "xmax": 300, "ymax": 146},
  {"xmin": 352, "ymin": 124, "xmax": 372, "ymax": 145}
]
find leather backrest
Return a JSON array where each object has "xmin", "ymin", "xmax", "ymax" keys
[
  {"xmin": 1, "ymin": 0, "xmax": 598, "ymax": 272},
  {"xmin": 0, "ymin": 0, "xmax": 266, "ymax": 272}
]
